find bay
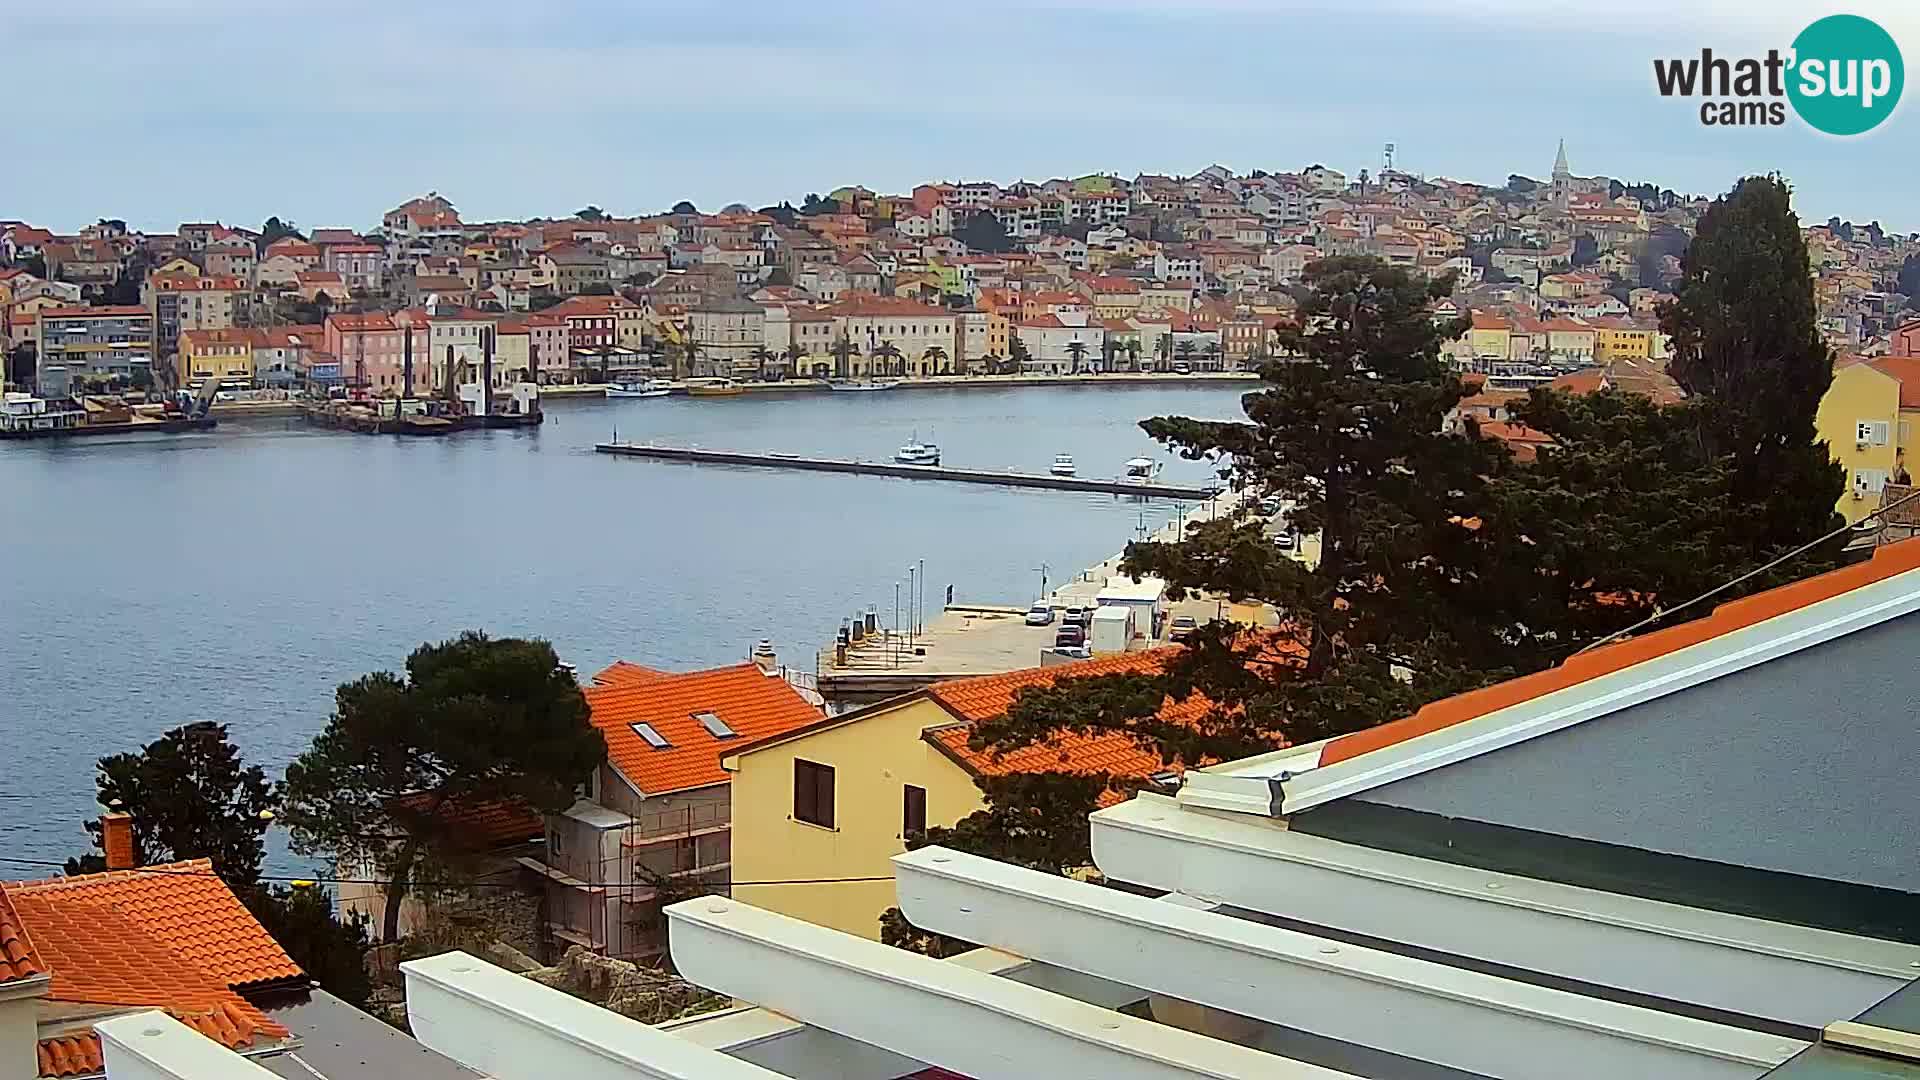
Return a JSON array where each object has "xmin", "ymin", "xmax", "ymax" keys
[{"xmin": 0, "ymin": 381, "xmax": 1250, "ymax": 862}]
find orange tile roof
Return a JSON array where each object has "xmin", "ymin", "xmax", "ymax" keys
[
  {"xmin": 0, "ymin": 887, "xmax": 46, "ymax": 983},
  {"xmin": 1867, "ymin": 355, "xmax": 1920, "ymax": 410},
  {"xmin": 1320, "ymin": 536, "xmax": 1920, "ymax": 768},
  {"xmin": 10, "ymin": 859, "xmax": 302, "ymax": 989},
  {"xmin": 585, "ymin": 663, "xmax": 824, "ymax": 795},
  {"xmin": 387, "ymin": 793, "xmax": 544, "ymax": 851},
  {"xmin": 593, "ymin": 660, "xmax": 669, "ymax": 687},
  {"xmin": 923, "ymin": 650, "xmax": 1214, "ymax": 804},
  {"xmin": 8, "ymin": 882, "xmax": 294, "ymax": 1077}
]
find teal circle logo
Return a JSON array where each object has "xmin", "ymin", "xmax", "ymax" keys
[{"xmin": 1787, "ymin": 14, "xmax": 1903, "ymax": 135}]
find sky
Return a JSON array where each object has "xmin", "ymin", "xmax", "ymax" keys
[{"xmin": 6, "ymin": 1, "xmax": 1916, "ymax": 235}]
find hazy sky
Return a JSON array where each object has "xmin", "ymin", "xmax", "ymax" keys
[{"xmin": 7, "ymin": 1, "xmax": 1915, "ymax": 234}]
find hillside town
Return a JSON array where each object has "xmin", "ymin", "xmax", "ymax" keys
[{"xmin": 6, "ymin": 142, "xmax": 1917, "ymax": 404}]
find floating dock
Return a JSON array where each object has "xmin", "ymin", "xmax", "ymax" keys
[{"xmin": 593, "ymin": 442, "xmax": 1222, "ymax": 498}]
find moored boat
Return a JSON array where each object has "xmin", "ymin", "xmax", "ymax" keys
[
  {"xmin": 828, "ymin": 380, "xmax": 899, "ymax": 393},
  {"xmin": 607, "ymin": 380, "xmax": 672, "ymax": 398},
  {"xmin": 1049, "ymin": 453, "xmax": 1076, "ymax": 476},
  {"xmin": 687, "ymin": 378, "xmax": 744, "ymax": 397},
  {"xmin": 894, "ymin": 431, "xmax": 941, "ymax": 466},
  {"xmin": 1123, "ymin": 456, "xmax": 1162, "ymax": 482}
]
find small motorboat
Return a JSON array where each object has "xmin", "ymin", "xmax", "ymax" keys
[
  {"xmin": 828, "ymin": 380, "xmax": 899, "ymax": 393},
  {"xmin": 606, "ymin": 380, "xmax": 671, "ymax": 399},
  {"xmin": 895, "ymin": 432, "xmax": 941, "ymax": 466},
  {"xmin": 1123, "ymin": 457, "xmax": 1161, "ymax": 482},
  {"xmin": 1049, "ymin": 454, "xmax": 1077, "ymax": 476},
  {"xmin": 687, "ymin": 378, "xmax": 743, "ymax": 397}
]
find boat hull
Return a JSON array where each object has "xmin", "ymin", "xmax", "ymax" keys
[{"xmin": 0, "ymin": 416, "xmax": 218, "ymax": 440}]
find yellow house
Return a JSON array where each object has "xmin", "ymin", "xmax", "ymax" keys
[
  {"xmin": 1591, "ymin": 318, "xmax": 1654, "ymax": 363},
  {"xmin": 1467, "ymin": 312, "xmax": 1511, "ymax": 361},
  {"xmin": 1815, "ymin": 359, "xmax": 1906, "ymax": 523},
  {"xmin": 722, "ymin": 652, "xmax": 1184, "ymax": 940},
  {"xmin": 178, "ymin": 328, "xmax": 255, "ymax": 386}
]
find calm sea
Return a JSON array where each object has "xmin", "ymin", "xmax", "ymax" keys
[{"xmin": 0, "ymin": 382, "xmax": 1250, "ymax": 863}]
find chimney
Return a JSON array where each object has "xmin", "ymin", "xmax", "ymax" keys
[
  {"xmin": 100, "ymin": 812, "xmax": 134, "ymax": 870},
  {"xmin": 752, "ymin": 640, "xmax": 778, "ymax": 674}
]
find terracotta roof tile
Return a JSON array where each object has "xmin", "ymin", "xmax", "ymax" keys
[
  {"xmin": 1867, "ymin": 356, "xmax": 1920, "ymax": 410},
  {"xmin": 10, "ymin": 859, "xmax": 301, "ymax": 989},
  {"xmin": 9, "ymin": 890, "xmax": 292, "ymax": 1076},
  {"xmin": 585, "ymin": 664, "xmax": 824, "ymax": 795},
  {"xmin": 0, "ymin": 887, "xmax": 46, "ymax": 983},
  {"xmin": 593, "ymin": 660, "xmax": 670, "ymax": 687},
  {"xmin": 387, "ymin": 794, "xmax": 544, "ymax": 851},
  {"xmin": 923, "ymin": 650, "xmax": 1216, "ymax": 804},
  {"xmin": 1320, "ymin": 536, "xmax": 1920, "ymax": 768}
]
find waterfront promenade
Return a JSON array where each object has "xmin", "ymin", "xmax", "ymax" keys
[{"xmin": 814, "ymin": 488, "xmax": 1258, "ymax": 706}]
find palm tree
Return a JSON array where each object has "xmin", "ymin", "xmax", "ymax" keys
[
  {"xmin": 1124, "ymin": 339, "xmax": 1143, "ymax": 372},
  {"xmin": 1100, "ymin": 337, "xmax": 1117, "ymax": 373},
  {"xmin": 749, "ymin": 346, "xmax": 774, "ymax": 382},
  {"xmin": 1007, "ymin": 335, "xmax": 1033, "ymax": 374},
  {"xmin": 1201, "ymin": 340, "xmax": 1222, "ymax": 371},
  {"xmin": 1065, "ymin": 339, "xmax": 1089, "ymax": 375},
  {"xmin": 781, "ymin": 342, "xmax": 807, "ymax": 381},
  {"xmin": 828, "ymin": 333, "xmax": 858, "ymax": 380},
  {"xmin": 1174, "ymin": 339, "xmax": 1197, "ymax": 370},
  {"xmin": 678, "ymin": 338, "xmax": 704, "ymax": 380},
  {"xmin": 921, "ymin": 345, "xmax": 948, "ymax": 376},
  {"xmin": 1155, "ymin": 334, "xmax": 1174, "ymax": 372},
  {"xmin": 872, "ymin": 340, "xmax": 904, "ymax": 377},
  {"xmin": 598, "ymin": 343, "xmax": 614, "ymax": 385}
]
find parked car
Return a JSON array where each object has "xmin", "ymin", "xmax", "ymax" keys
[
  {"xmin": 1063, "ymin": 606, "xmax": 1091, "ymax": 628},
  {"xmin": 1054, "ymin": 625, "xmax": 1086, "ymax": 648},
  {"xmin": 1273, "ymin": 531, "xmax": 1297, "ymax": 551},
  {"xmin": 1172, "ymin": 362, "xmax": 1192, "ymax": 375},
  {"xmin": 1168, "ymin": 615, "xmax": 1199, "ymax": 642},
  {"xmin": 1054, "ymin": 643, "xmax": 1092, "ymax": 659},
  {"xmin": 1024, "ymin": 603, "xmax": 1055, "ymax": 626}
]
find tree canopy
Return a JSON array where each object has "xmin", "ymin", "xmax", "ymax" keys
[
  {"xmin": 576, "ymin": 206, "xmax": 607, "ymax": 222},
  {"xmin": 953, "ymin": 212, "xmax": 1015, "ymax": 254},
  {"xmin": 281, "ymin": 631, "xmax": 604, "ymax": 940},
  {"xmin": 69, "ymin": 721, "xmax": 275, "ymax": 884},
  {"xmin": 1660, "ymin": 175, "xmax": 1843, "ymax": 557},
  {"xmin": 976, "ymin": 257, "xmax": 1510, "ymax": 775}
]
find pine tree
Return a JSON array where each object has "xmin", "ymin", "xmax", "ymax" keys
[
  {"xmin": 974, "ymin": 257, "xmax": 1514, "ymax": 767},
  {"xmin": 1662, "ymin": 175, "xmax": 1844, "ymax": 556}
]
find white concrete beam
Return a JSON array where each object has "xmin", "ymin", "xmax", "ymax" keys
[
  {"xmin": 401, "ymin": 951, "xmax": 795, "ymax": 1080},
  {"xmin": 97, "ymin": 1013, "xmax": 282, "ymax": 1080},
  {"xmin": 1092, "ymin": 794, "xmax": 1920, "ymax": 1031},
  {"xmin": 666, "ymin": 896, "xmax": 1359, "ymax": 1080},
  {"xmin": 896, "ymin": 847, "xmax": 1803, "ymax": 1080},
  {"xmin": 661, "ymin": 950, "xmax": 1146, "ymax": 1080}
]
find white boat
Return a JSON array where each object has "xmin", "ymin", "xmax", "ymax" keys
[
  {"xmin": 1123, "ymin": 457, "xmax": 1161, "ymax": 482},
  {"xmin": 828, "ymin": 380, "xmax": 899, "ymax": 393},
  {"xmin": 1049, "ymin": 454, "xmax": 1077, "ymax": 476},
  {"xmin": 606, "ymin": 380, "xmax": 671, "ymax": 399},
  {"xmin": 894, "ymin": 432, "xmax": 941, "ymax": 466}
]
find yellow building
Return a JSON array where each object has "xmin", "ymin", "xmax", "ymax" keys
[
  {"xmin": 178, "ymin": 328, "xmax": 256, "ymax": 387},
  {"xmin": 1815, "ymin": 360, "xmax": 1906, "ymax": 523},
  {"xmin": 1467, "ymin": 312, "xmax": 1511, "ymax": 362},
  {"xmin": 1591, "ymin": 318, "xmax": 1654, "ymax": 363},
  {"xmin": 722, "ymin": 653, "xmax": 1183, "ymax": 939}
]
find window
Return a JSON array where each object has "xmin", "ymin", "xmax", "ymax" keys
[
  {"xmin": 903, "ymin": 784, "xmax": 927, "ymax": 838},
  {"xmin": 631, "ymin": 722, "xmax": 671, "ymax": 749},
  {"xmin": 794, "ymin": 759, "xmax": 834, "ymax": 828}
]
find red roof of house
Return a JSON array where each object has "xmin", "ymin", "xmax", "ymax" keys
[
  {"xmin": 8, "ymin": 860, "xmax": 301, "ymax": 989},
  {"xmin": 0, "ymin": 888, "xmax": 45, "ymax": 984},
  {"xmin": 4, "ymin": 860, "xmax": 303, "ymax": 1076},
  {"xmin": 584, "ymin": 663, "xmax": 824, "ymax": 795},
  {"xmin": 922, "ymin": 650, "xmax": 1222, "ymax": 806},
  {"xmin": 1867, "ymin": 356, "xmax": 1920, "ymax": 410},
  {"xmin": 593, "ymin": 660, "xmax": 670, "ymax": 687},
  {"xmin": 1320, "ymin": 537, "xmax": 1920, "ymax": 769}
]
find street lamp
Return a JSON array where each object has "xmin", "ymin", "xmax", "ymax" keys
[
  {"xmin": 906, "ymin": 564, "xmax": 918, "ymax": 644},
  {"xmin": 893, "ymin": 581, "xmax": 902, "ymax": 669},
  {"xmin": 918, "ymin": 558, "xmax": 926, "ymax": 634},
  {"xmin": 1033, "ymin": 562, "xmax": 1050, "ymax": 601}
]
